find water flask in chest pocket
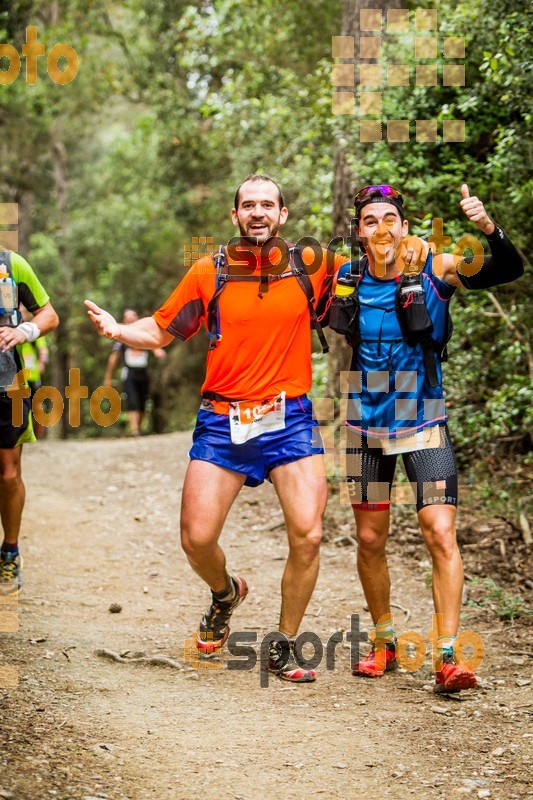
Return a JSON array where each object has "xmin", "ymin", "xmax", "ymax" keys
[{"xmin": 0, "ymin": 273, "xmax": 19, "ymax": 327}]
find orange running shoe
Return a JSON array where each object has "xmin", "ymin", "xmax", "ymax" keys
[
  {"xmin": 434, "ymin": 651, "xmax": 478, "ymax": 693},
  {"xmin": 352, "ymin": 641, "xmax": 397, "ymax": 677}
]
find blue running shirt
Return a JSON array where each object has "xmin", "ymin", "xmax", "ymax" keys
[{"xmin": 343, "ymin": 254, "xmax": 455, "ymax": 438}]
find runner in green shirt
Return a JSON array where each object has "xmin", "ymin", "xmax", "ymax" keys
[{"xmin": 0, "ymin": 251, "xmax": 58, "ymax": 594}]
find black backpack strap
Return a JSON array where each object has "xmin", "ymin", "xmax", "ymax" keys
[
  {"xmin": 347, "ymin": 257, "xmax": 366, "ymax": 354},
  {"xmin": 206, "ymin": 246, "xmax": 228, "ymax": 349},
  {"xmin": 396, "ymin": 270, "xmax": 440, "ymax": 388},
  {"xmin": 202, "ymin": 390, "xmax": 239, "ymax": 402},
  {"xmin": 420, "ymin": 334, "xmax": 440, "ymax": 388},
  {"xmin": 290, "ymin": 245, "xmax": 329, "ymax": 354}
]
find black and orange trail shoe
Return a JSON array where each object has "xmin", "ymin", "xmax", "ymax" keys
[
  {"xmin": 267, "ymin": 638, "xmax": 316, "ymax": 683},
  {"xmin": 196, "ymin": 576, "xmax": 248, "ymax": 655}
]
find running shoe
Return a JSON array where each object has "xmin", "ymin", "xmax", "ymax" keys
[
  {"xmin": 0, "ymin": 551, "xmax": 23, "ymax": 596},
  {"xmin": 434, "ymin": 651, "xmax": 478, "ymax": 693},
  {"xmin": 352, "ymin": 640, "xmax": 397, "ymax": 677},
  {"xmin": 267, "ymin": 637, "xmax": 316, "ymax": 683},
  {"xmin": 196, "ymin": 576, "xmax": 248, "ymax": 655}
]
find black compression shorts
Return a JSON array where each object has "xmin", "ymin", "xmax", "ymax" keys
[
  {"xmin": 0, "ymin": 395, "xmax": 34, "ymax": 448},
  {"xmin": 123, "ymin": 372, "xmax": 150, "ymax": 413},
  {"xmin": 345, "ymin": 424, "xmax": 458, "ymax": 512}
]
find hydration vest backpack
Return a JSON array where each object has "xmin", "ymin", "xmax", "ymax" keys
[
  {"xmin": 0, "ymin": 251, "xmax": 21, "ymax": 328},
  {"xmin": 206, "ymin": 244, "xmax": 330, "ymax": 354},
  {"xmin": 329, "ymin": 256, "xmax": 453, "ymax": 388}
]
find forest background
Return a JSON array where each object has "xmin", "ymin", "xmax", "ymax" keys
[{"xmin": 0, "ymin": 0, "xmax": 531, "ymax": 520}]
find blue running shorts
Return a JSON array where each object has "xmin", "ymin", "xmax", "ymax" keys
[{"xmin": 189, "ymin": 395, "xmax": 324, "ymax": 487}]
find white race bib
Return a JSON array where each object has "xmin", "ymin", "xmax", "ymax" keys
[
  {"xmin": 381, "ymin": 425, "xmax": 444, "ymax": 455},
  {"xmin": 229, "ymin": 392, "xmax": 286, "ymax": 445}
]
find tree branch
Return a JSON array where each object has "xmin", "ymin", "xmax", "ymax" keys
[{"xmin": 485, "ymin": 291, "xmax": 533, "ymax": 378}]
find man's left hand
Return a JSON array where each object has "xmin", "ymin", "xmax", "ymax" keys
[
  {"xmin": 459, "ymin": 184, "xmax": 495, "ymax": 235},
  {"xmin": 0, "ymin": 325, "xmax": 27, "ymax": 353}
]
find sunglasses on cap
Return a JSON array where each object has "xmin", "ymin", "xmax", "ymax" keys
[{"xmin": 354, "ymin": 185, "xmax": 404, "ymax": 208}]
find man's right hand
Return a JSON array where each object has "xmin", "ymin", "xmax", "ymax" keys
[
  {"xmin": 85, "ymin": 300, "xmax": 121, "ymax": 339},
  {"xmin": 396, "ymin": 235, "xmax": 430, "ymax": 275}
]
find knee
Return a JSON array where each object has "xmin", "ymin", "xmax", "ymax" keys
[
  {"xmin": 424, "ymin": 520, "xmax": 457, "ymax": 560},
  {"xmin": 180, "ymin": 522, "xmax": 210, "ymax": 558},
  {"xmin": 357, "ymin": 526, "xmax": 387, "ymax": 556},
  {"xmin": 288, "ymin": 524, "xmax": 322, "ymax": 559},
  {"xmin": 0, "ymin": 464, "xmax": 22, "ymax": 491}
]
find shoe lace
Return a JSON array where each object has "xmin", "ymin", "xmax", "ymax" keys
[
  {"xmin": 204, "ymin": 596, "xmax": 234, "ymax": 630},
  {"xmin": 1, "ymin": 554, "xmax": 19, "ymax": 582},
  {"xmin": 269, "ymin": 639, "xmax": 294, "ymax": 671}
]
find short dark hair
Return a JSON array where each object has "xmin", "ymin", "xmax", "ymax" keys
[{"xmin": 234, "ymin": 174, "xmax": 285, "ymax": 210}]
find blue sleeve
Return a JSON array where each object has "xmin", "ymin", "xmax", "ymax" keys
[{"xmin": 423, "ymin": 252, "xmax": 455, "ymax": 300}]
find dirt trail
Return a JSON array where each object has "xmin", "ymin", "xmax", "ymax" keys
[{"xmin": 0, "ymin": 434, "xmax": 531, "ymax": 800}]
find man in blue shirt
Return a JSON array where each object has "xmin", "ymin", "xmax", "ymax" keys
[{"xmin": 334, "ymin": 184, "xmax": 523, "ymax": 692}]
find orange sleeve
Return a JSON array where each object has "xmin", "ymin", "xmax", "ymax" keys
[{"xmin": 152, "ymin": 257, "xmax": 215, "ymax": 341}]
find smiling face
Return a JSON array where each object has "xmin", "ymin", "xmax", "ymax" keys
[
  {"xmin": 358, "ymin": 202, "xmax": 409, "ymax": 273},
  {"xmin": 231, "ymin": 180, "xmax": 288, "ymax": 244}
]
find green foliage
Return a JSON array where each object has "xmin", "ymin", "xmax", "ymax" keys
[
  {"xmin": 0, "ymin": 0, "xmax": 530, "ymax": 456},
  {"xmin": 310, "ymin": 352, "xmax": 328, "ymax": 398},
  {"xmin": 467, "ymin": 577, "xmax": 528, "ymax": 620}
]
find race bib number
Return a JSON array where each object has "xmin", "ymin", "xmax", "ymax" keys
[{"xmin": 229, "ymin": 392, "xmax": 286, "ymax": 445}]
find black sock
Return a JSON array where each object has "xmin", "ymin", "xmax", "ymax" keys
[
  {"xmin": 212, "ymin": 578, "xmax": 236, "ymax": 603},
  {"xmin": 1, "ymin": 542, "xmax": 19, "ymax": 555}
]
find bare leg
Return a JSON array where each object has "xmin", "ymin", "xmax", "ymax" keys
[
  {"xmin": 418, "ymin": 504, "xmax": 463, "ymax": 637},
  {"xmin": 0, "ymin": 447, "xmax": 25, "ymax": 545},
  {"xmin": 352, "ymin": 508, "xmax": 391, "ymax": 623},
  {"xmin": 270, "ymin": 455, "xmax": 327, "ymax": 637},
  {"xmin": 128, "ymin": 410, "xmax": 142, "ymax": 436},
  {"xmin": 180, "ymin": 459, "xmax": 246, "ymax": 592}
]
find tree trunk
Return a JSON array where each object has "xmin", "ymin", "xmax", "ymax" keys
[
  {"xmin": 51, "ymin": 136, "xmax": 71, "ymax": 439},
  {"xmin": 327, "ymin": 0, "xmax": 402, "ymax": 400},
  {"xmin": 327, "ymin": 143, "xmax": 352, "ymax": 400}
]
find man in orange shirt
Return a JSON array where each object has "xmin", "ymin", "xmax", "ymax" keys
[{"xmin": 86, "ymin": 174, "xmax": 346, "ymax": 682}]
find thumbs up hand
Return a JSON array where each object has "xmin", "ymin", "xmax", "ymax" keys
[{"xmin": 459, "ymin": 184, "xmax": 495, "ymax": 235}]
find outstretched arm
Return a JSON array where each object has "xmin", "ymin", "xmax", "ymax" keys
[
  {"xmin": 440, "ymin": 185, "xmax": 523, "ymax": 288},
  {"xmin": 85, "ymin": 300, "xmax": 174, "ymax": 348}
]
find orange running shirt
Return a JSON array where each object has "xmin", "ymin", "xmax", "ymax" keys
[{"xmin": 153, "ymin": 243, "xmax": 347, "ymax": 408}]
